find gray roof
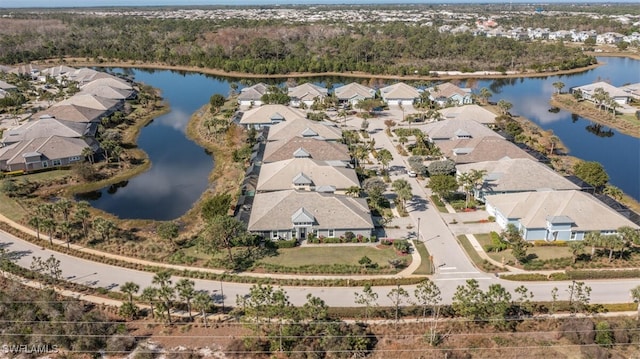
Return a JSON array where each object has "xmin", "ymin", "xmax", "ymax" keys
[
  {"xmin": 79, "ymin": 85, "xmax": 134, "ymax": 100},
  {"xmin": 291, "ymin": 207, "xmax": 315, "ymax": 223},
  {"xmin": 263, "ymin": 137, "xmax": 350, "ymax": 163},
  {"xmin": 80, "ymin": 77, "xmax": 133, "ymax": 90},
  {"xmin": 288, "ymin": 83, "xmax": 328, "ymax": 101},
  {"xmin": 0, "ymin": 80, "xmax": 16, "ymax": 91},
  {"xmin": 485, "ymin": 190, "xmax": 639, "ymax": 231},
  {"xmin": 248, "ymin": 190, "xmax": 374, "ymax": 231},
  {"xmin": 257, "ymin": 158, "xmax": 359, "ymax": 192},
  {"xmin": 438, "ymin": 104, "xmax": 497, "ymax": 125},
  {"xmin": 379, "ymin": 82, "xmax": 420, "ymax": 100},
  {"xmin": 0, "ymin": 136, "xmax": 98, "ymax": 166},
  {"xmin": 456, "ymin": 158, "xmax": 580, "ymax": 193},
  {"xmin": 428, "ymin": 82, "xmax": 472, "ymax": 100},
  {"xmin": 334, "ymin": 82, "xmax": 376, "ymax": 101},
  {"xmin": 239, "ymin": 104, "xmax": 306, "ymax": 125},
  {"xmin": 32, "ymin": 104, "xmax": 105, "ymax": 123},
  {"xmin": 55, "ymin": 94, "xmax": 120, "ymax": 111},
  {"xmin": 573, "ymin": 81, "xmax": 630, "ymax": 99},
  {"xmin": 267, "ymin": 117, "xmax": 342, "ymax": 142},
  {"xmin": 424, "ymin": 118, "xmax": 502, "ymax": 141},
  {"xmin": 437, "ymin": 136, "xmax": 535, "ymax": 164},
  {"xmin": 237, "ymin": 83, "xmax": 269, "ymax": 101},
  {"xmin": 2, "ymin": 117, "xmax": 94, "ymax": 144}
]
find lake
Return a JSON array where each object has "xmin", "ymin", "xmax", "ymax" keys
[{"xmin": 82, "ymin": 57, "xmax": 639, "ymax": 220}]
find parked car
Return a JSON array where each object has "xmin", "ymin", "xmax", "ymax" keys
[{"xmin": 408, "ymin": 170, "xmax": 417, "ymax": 178}]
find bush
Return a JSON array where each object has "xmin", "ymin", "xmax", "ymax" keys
[
  {"xmin": 393, "ymin": 240, "xmax": 411, "ymax": 254},
  {"xmin": 595, "ymin": 321, "xmax": 614, "ymax": 348},
  {"xmin": 566, "ymin": 269, "xmax": 640, "ymax": 280},
  {"xmin": 275, "ymin": 239, "xmax": 297, "ymax": 248},
  {"xmin": 500, "ymin": 273, "xmax": 549, "ymax": 281},
  {"xmin": 532, "ymin": 240, "xmax": 568, "ymax": 247}
]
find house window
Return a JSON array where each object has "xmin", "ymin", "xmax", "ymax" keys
[
  {"xmin": 328, "ymin": 229, "xmax": 335, "ymax": 238},
  {"xmin": 271, "ymin": 231, "xmax": 278, "ymax": 240},
  {"xmin": 69, "ymin": 156, "xmax": 80, "ymax": 162},
  {"xmin": 52, "ymin": 159, "xmax": 62, "ymax": 166},
  {"xmin": 571, "ymin": 232, "xmax": 577, "ymax": 240},
  {"xmin": 42, "ymin": 161, "xmax": 48, "ymax": 168}
]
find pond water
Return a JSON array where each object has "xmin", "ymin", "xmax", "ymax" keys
[
  {"xmin": 77, "ymin": 69, "xmax": 229, "ymax": 220},
  {"xmin": 81, "ymin": 57, "xmax": 639, "ymax": 220}
]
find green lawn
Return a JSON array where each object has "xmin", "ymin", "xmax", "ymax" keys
[
  {"xmin": 456, "ymin": 235, "xmax": 501, "ymax": 273},
  {"xmin": 412, "ymin": 240, "xmax": 433, "ymax": 275},
  {"xmin": 474, "ymin": 233, "xmax": 572, "ymax": 264},
  {"xmin": 258, "ymin": 245, "xmax": 410, "ymax": 268}
]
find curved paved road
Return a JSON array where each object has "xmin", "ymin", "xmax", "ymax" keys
[{"xmin": 0, "ymin": 109, "xmax": 637, "ymax": 308}]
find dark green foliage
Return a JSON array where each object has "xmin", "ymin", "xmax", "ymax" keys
[
  {"xmin": 393, "ymin": 239, "xmax": 411, "ymax": 254},
  {"xmin": 0, "ymin": 277, "xmax": 135, "ymax": 354},
  {"xmin": 200, "ymin": 193, "xmax": 232, "ymax": 221},
  {"xmin": 209, "ymin": 93, "xmax": 226, "ymax": 113},
  {"xmin": 427, "ymin": 174, "xmax": 458, "ymax": 199},
  {"xmin": 274, "ymin": 239, "xmax": 297, "ymax": 248},
  {"xmin": 573, "ymin": 160, "xmax": 609, "ymax": 190},
  {"xmin": 427, "ymin": 160, "xmax": 456, "ymax": 176},
  {"xmin": 595, "ymin": 321, "xmax": 614, "ymax": 348},
  {"xmin": 156, "ymin": 221, "xmax": 179, "ymax": 241}
]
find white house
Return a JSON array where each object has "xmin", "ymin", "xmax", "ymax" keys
[
  {"xmin": 379, "ymin": 82, "xmax": 420, "ymax": 106},
  {"xmin": 288, "ymin": 83, "xmax": 328, "ymax": 108}
]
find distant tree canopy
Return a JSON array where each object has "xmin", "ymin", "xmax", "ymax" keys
[
  {"xmin": 573, "ymin": 160, "xmax": 609, "ymax": 190},
  {"xmin": 0, "ymin": 14, "xmax": 596, "ymax": 75}
]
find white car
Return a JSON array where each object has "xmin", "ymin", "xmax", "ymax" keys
[{"xmin": 407, "ymin": 170, "xmax": 417, "ymax": 178}]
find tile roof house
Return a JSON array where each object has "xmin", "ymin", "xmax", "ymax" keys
[
  {"xmin": 262, "ymin": 137, "xmax": 350, "ymax": 164},
  {"xmin": 32, "ymin": 104, "xmax": 106, "ymax": 124},
  {"xmin": 248, "ymin": 190, "xmax": 374, "ymax": 241},
  {"xmin": 237, "ymin": 83, "xmax": 269, "ymax": 107},
  {"xmin": 239, "ymin": 104, "xmax": 306, "ymax": 129},
  {"xmin": 80, "ymin": 77, "xmax": 133, "ymax": 91},
  {"xmin": 79, "ymin": 79, "xmax": 135, "ymax": 100},
  {"xmin": 333, "ymin": 82, "xmax": 376, "ymax": 107},
  {"xmin": 423, "ymin": 118, "xmax": 501, "ymax": 142},
  {"xmin": 618, "ymin": 82, "xmax": 640, "ymax": 100},
  {"xmin": 571, "ymin": 81, "xmax": 631, "ymax": 105},
  {"xmin": 379, "ymin": 82, "xmax": 421, "ymax": 106},
  {"xmin": 1, "ymin": 117, "xmax": 97, "ymax": 145},
  {"xmin": 428, "ymin": 82, "xmax": 473, "ymax": 106},
  {"xmin": 267, "ymin": 117, "xmax": 342, "ymax": 142},
  {"xmin": 67, "ymin": 68, "xmax": 118, "ymax": 86},
  {"xmin": 438, "ymin": 104, "xmax": 497, "ymax": 125},
  {"xmin": 456, "ymin": 158, "xmax": 580, "ymax": 202},
  {"xmin": 436, "ymin": 136, "xmax": 536, "ymax": 164},
  {"xmin": 288, "ymin": 83, "xmax": 328, "ymax": 108},
  {"xmin": 485, "ymin": 190, "xmax": 639, "ymax": 241},
  {"xmin": 0, "ymin": 136, "xmax": 99, "ymax": 172},
  {"xmin": 54, "ymin": 94, "xmax": 122, "ymax": 114},
  {"xmin": 257, "ymin": 158, "xmax": 359, "ymax": 193}
]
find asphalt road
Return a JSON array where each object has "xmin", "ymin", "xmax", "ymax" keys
[{"xmin": 0, "ymin": 109, "xmax": 637, "ymax": 308}]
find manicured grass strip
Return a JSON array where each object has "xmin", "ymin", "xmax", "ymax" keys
[
  {"xmin": 429, "ymin": 195, "xmax": 447, "ymax": 213},
  {"xmin": 257, "ymin": 246, "xmax": 408, "ymax": 268},
  {"xmin": 456, "ymin": 234, "xmax": 501, "ymax": 273},
  {"xmin": 412, "ymin": 240, "xmax": 433, "ymax": 275}
]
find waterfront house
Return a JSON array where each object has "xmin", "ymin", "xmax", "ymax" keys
[
  {"xmin": 248, "ymin": 190, "xmax": 374, "ymax": 241},
  {"xmin": 333, "ymin": 82, "xmax": 376, "ymax": 108},
  {"xmin": 239, "ymin": 104, "xmax": 306, "ymax": 129},
  {"xmin": 436, "ymin": 136, "xmax": 535, "ymax": 164},
  {"xmin": 237, "ymin": 83, "xmax": 269, "ymax": 107},
  {"xmin": 456, "ymin": 158, "xmax": 580, "ymax": 202},
  {"xmin": 424, "ymin": 118, "xmax": 501, "ymax": 143},
  {"xmin": 485, "ymin": 190, "xmax": 639, "ymax": 241},
  {"xmin": 0, "ymin": 136, "xmax": 99, "ymax": 172},
  {"xmin": 54, "ymin": 93, "xmax": 123, "ymax": 115},
  {"xmin": 438, "ymin": 104, "xmax": 497, "ymax": 125},
  {"xmin": 428, "ymin": 83, "xmax": 473, "ymax": 107},
  {"xmin": 379, "ymin": 82, "xmax": 421, "ymax": 106},
  {"xmin": 257, "ymin": 158, "xmax": 359, "ymax": 193},
  {"xmin": 288, "ymin": 83, "xmax": 328, "ymax": 108},
  {"xmin": 572, "ymin": 81, "xmax": 631, "ymax": 105},
  {"xmin": 32, "ymin": 104, "xmax": 106, "ymax": 124},
  {"xmin": 266, "ymin": 117, "xmax": 342, "ymax": 142},
  {"xmin": 1, "ymin": 117, "xmax": 96, "ymax": 146},
  {"xmin": 262, "ymin": 137, "xmax": 350, "ymax": 164}
]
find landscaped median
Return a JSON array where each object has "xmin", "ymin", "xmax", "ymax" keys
[
  {"xmin": 0, "ymin": 222, "xmax": 428, "ymax": 287},
  {"xmin": 457, "ymin": 232, "xmax": 640, "ymax": 281}
]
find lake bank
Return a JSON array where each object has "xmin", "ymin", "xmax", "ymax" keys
[
  {"xmin": 550, "ymin": 94, "xmax": 640, "ymax": 139},
  {"xmin": 56, "ymin": 57, "xmax": 601, "ymax": 82}
]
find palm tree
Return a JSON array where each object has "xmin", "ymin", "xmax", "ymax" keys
[
  {"xmin": 81, "ymin": 147, "xmax": 95, "ymax": 164},
  {"xmin": 120, "ymin": 281, "xmax": 140, "ymax": 306},
  {"xmin": 193, "ymin": 291, "xmax": 213, "ymax": 327},
  {"xmin": 552, "ymin": 81, "xmax": 565, "ymax": 94},
  {"xmin": 140, "ymin": 287, "xmax": 158, "ymax": 319},
  {"xmin": 457, "ymin": 172, "xmax": 474, "ymax": 208},
  {"xmin": 93, "ymin": 217, "xmax": 116, "ymax": 242},
  {"xmin": 28, "ymin": 214, "xmax": 43, "ymax": 241},
  {"xmin": 346, "ymin": 186, "xmax": 362, "ymax": 198},
  {"xmin": 497, "ymin": 99, "xmax": 513, "ymax": 115},
  {"xmin": 568, "ymin": 241, "xmax": 584, "ymax": 264},
  {"xmin": 584, "ymin": 231, "xmax": 603, "ymax": 258},
  {"xmin": 176, "ymin": 278, "xmax": 196, "ymax": 320},
  {"xmin": 59, "ymin": 221, "xmax": 73, "ymax": 249},
  {"xmin": 41, "ymin": 219, "xmax": 56, "ymax": 245},
  {"xmin": 338, "ymin": 109, "xmax": 348, "ymax": 127},
  {"xmin": 479, "ymin": 87, "xmax": 492, "ymax": 104},
  {"xmin": 152, "ymin": 271, "xmax": 174, "ymax": 324},
  {"xmin": 392, "ymin": 179, "xmax": 413, "ymax": 209},
  {"xmin": 74, "ymin": 202, "xmax": 91, "ymax": 239},
  {"xmin": 55, "ymin": 198, "xmax": 73, "ymax": 222},
  {"xmin": 631, "ymin": 285, "xmax": 640, "ymax": 320}
]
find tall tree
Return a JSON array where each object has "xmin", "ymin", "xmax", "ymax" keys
[
  {"xmin": 573, "ymin": 160, "xmax": 609, "ymax": 190},
  {"xmin": 74, "ymin": 201, "xmax": 91, "ymax": 239},
  {"xmin": 193, "ymin": 291, "xmax": 213, "ymax": 327},
  {"xmin": 427, "ymin": 174, "xmax": 458, "ymax": 200},
  {"xmin": 354, "ymin": 283, "xmax": 378, "ymax": 323},
  {"xmin": 631, "ymin": 285, "xmax": 640, "ymax": 321},
  {"xmin": 203, "ymin": 216, "xmax": 247, "ymax": 266},
  {"xmin": 140, "ymin": 287, "xmax": 158, "ymax": 319},
  {"xmin": 552, "ymin": 81, "xmax": 565, "ymax": 94},
  {"xmin": 392, "ymin": 178, "xmax": 413, "ymax": 209},
  {"xmin": 387, "ymin": 285, "xmax": 410, "ymax": 325},
  {"xmin": 176, "ymin": 278, "xmax": 196, "ymax": 320},
  {"xmin": 414, "ymin": 279, "xmax": 442, "ymax": 345},
  {"xmin": 152, "ymin": 271, "xmax": 175, "ymax": 324},
  {"xmin": 209, "ymin": 93, "xmax": 226, "ymax": 114},
  {"xmin": 479, "ymin": 87, "xmax": 492, "ymax": 104},
  {"xmin": 120, "ymin": 281, "xmax": 140, "ymax": 306}
]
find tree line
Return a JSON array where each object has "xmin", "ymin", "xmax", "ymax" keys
[{"xmin": 0, "ymin": 14, "xmax": 595, "ymax": 75}]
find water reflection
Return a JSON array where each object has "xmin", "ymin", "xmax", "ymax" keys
[{"xmin": 585, "ymin": 123, "xmax": 615, "ymax": 138}]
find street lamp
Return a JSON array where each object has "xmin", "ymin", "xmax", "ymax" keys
[{"xmin": 417, "ymin": 217, "xmax": 421, "ymax": 241}]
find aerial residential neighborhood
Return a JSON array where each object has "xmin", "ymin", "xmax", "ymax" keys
[{"xmin": 1, "ymin": 2, "xmax": 640, "ymax": 358}]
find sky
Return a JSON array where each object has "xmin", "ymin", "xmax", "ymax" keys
[{"xmin": 2, "ymin": 0, "xmax": 639, "ymax": 9}]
